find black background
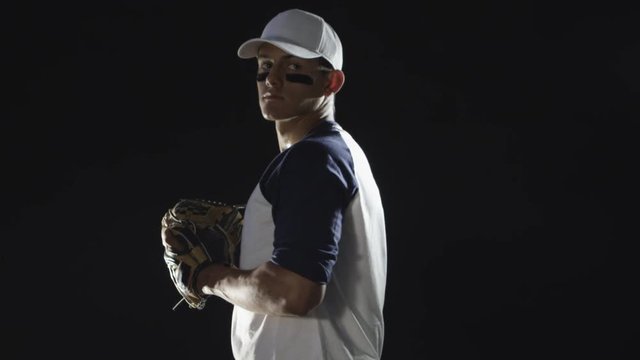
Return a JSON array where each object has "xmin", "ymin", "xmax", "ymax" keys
[{"xmin": 3, "ymin": 1, "xmax": 636, "ymax": 359}]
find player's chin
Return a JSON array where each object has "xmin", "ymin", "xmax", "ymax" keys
[{"xmin": 260, "ymin": 107, "xmax": 296, "ymax": 122}]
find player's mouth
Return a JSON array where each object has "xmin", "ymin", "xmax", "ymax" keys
[{"xmin": 262, "ymin": 93, "xmax": 284, "ymax": 101}]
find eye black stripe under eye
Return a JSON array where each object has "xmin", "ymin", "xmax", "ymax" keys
[
  {"xmin": 285, "ymin": 74, "xmax": 314, "ymax": 85},
  {"xmin": 256, "ymin": 72, "xmax": 268, "ymax": 82},
  {"xmin": 255, "ymin": 72, "xmax": 314, "ymax": 85}
]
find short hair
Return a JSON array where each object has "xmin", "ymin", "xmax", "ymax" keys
[{"xmin": 319, "ymin": 57, "xmax": 334, "ymax": 70}]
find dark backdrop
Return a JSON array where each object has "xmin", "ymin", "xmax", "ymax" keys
[{"xmin": 3, "ymin": 1, "xmax": 636, "ymax": 359}]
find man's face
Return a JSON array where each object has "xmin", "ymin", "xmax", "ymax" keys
[{"xmin": 256, "ymin": 43, "xmax": 331, "ymax": 121}]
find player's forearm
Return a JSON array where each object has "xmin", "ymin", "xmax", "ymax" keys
[{"xmin": 198, "ymin": 262, "xmax": 316, "ymax": 316}]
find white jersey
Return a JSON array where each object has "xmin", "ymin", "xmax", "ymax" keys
[{"xmin": 231, "ymin": 120, "xmax": 387, "ymax": 360}]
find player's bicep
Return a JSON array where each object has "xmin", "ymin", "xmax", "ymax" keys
[{"xmin": 270, "ymin": 145, "xmax": 350, "ymax": 283}]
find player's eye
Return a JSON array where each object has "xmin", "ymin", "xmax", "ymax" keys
[
  {"xmin": 259, "ymin": 62, "xmax": 273, "ymax": 70},
  {"xmin": 287, "ymin": 63, "xmax": 301, "ymax": 71}
]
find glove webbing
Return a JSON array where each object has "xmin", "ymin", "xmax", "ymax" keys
[{"xmin": 169, "ymin": 227, "xmax": 213, "ymax": 310}]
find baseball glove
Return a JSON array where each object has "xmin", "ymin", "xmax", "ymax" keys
[{"xmin": 161, "ymin": 198, "xmax": 244, "ymax": 310}]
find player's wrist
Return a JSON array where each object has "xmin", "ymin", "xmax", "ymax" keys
[{"xmin": 197, "ymin": 263, "xmax": 227, "ymax": 296}]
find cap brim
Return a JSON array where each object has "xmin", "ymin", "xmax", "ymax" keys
[{"xmin": 237, "ymin": 38, "xmax": 321, "ymax": 60}]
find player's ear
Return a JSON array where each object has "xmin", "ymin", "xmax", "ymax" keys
[{"xmin": 324, "ymin": 70, "xmax": 345, "ymax": 95}]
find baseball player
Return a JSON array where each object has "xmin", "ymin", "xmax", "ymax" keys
[{"xmin": 162, "ymin": 8, "xmax": 387, "ymax": 360}]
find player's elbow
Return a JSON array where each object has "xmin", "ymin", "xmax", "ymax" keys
[
  {"xmin": 256, "ymin": 262, "xmax": 326, "ymax": 316},
  {"xmin": 282, "ymin": 286, "xmax": 325, "ymax": 316}
]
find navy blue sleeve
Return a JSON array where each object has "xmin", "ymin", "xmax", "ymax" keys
[{"xmin": 263, "ymin": 141, "xmax": 351, "ymax": 284}]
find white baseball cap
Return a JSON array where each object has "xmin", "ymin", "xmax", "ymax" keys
[{"xmin": 237, "ymin": 9, "xmax": 343, "ymax": 70}]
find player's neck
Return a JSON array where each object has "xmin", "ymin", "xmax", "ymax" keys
[{"xmin": 275, "ymin": 114, "xmax": 326, "ymax": 152}]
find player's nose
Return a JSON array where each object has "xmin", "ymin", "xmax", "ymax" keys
[{"xmin": 265, "ymin": 67, "xmax": 283, "ymax": 88}]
